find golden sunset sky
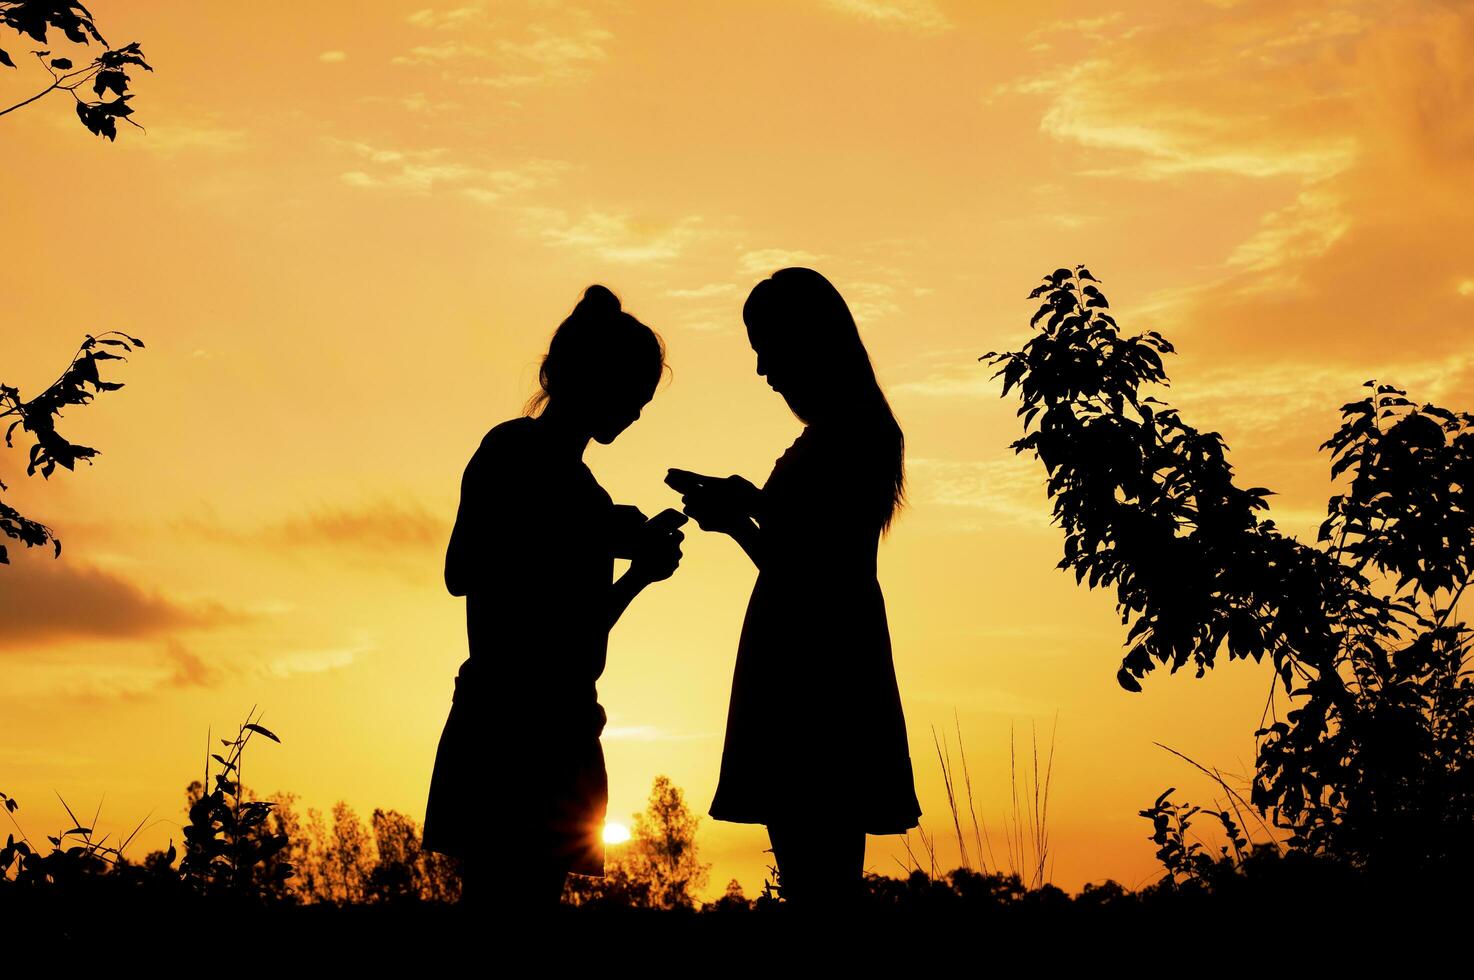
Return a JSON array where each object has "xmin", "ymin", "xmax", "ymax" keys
[{"xmin": 3, "ymin": 0, "xmax": 1472, "ymax": 897}]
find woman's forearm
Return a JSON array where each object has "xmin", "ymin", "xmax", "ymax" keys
[
  {"xmin": 608, "ymin": 569, "xmax": 649, "ymax": 629},
  {"xmin": 730, "ymin": 517, "xmax": 763, "ymax": 569}
]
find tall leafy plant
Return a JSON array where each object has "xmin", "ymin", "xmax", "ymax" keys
[{"xmin": 983, "ymin": 268, "xmax": 1474, "ymax": 878}]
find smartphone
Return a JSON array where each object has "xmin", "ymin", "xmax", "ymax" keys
[
  {"xmin": 646, "ymin": 508, "xmax": 689, "ymax": 533},
  {"xmin": 665, "ymin": 468, "xmax": 713, "ymax": 495}
]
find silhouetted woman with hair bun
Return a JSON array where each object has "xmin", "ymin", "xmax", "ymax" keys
[
  {"xmin": 671, "ymin": 267, "xmax": 921, "ymax": 906},
  {"xmin": 423, "ymin": 285, "xmax": 685, "ymax": 911}
]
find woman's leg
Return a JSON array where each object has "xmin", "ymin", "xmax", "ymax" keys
[
  {"xmin": 767, "ymin": 824, "xmax": 866, "ymax": 908},
  {"xmin": 460, "ymin": 852, "xmax": 568, "ymax": 913}
]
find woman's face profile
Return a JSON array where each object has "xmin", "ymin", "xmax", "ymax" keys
[
  {"xmin": 749, "ymin": 319, "xmax": 818, "ymax": 420},
  {"xmin": 588, "ymin": 380, "xmax": 656, "ymax": 445}
]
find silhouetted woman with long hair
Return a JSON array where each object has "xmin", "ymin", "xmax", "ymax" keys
[
  {"xmin": 673, "ymin": 267, "xmax": 921, "ymax": 906},
  {"xmin": 423, "ymin": 285, "xmax": 683, "ymax": 911}
]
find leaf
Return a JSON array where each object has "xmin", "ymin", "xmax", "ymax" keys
[
  {"xmin": 0, "ymin": 543, "xmax": 7, "ymax": 564},
  {"xmin": 100, "ymin": 95, "xmax": 134, "ymax": 117},
  {"xmin": 1117, "ymin": 668, "xmax": 1143, "ymax": 692},
  {"xmin": 101, "ymin": 42, "xmax": 154, "ymax": 72},
  {"xmin": 0, "ymin": 49, "xmax": 13, "ymax": 68},
  {"xmin": 245, "ymin": 723, "xmax": 281, "ymax": 743},
  {"xmin": 49, "ymin": 57, "xmax": 72, "ymax": 69},
  {"xmin": 93, "ymin": 68, "xmax": 127, "ymax": 98}
]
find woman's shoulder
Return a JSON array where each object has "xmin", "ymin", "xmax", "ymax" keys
[
  {"xmin": 471, "ymin": 416, "xmax": 543, "ymax": 462},
  {"xmin": 478, "ymin": 416, "xmax": 539, "ymax": 450},
  {"xmin": 462, "ymin": 417, "xmax": 544, "ymax": 486}
]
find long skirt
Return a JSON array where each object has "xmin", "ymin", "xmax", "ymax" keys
[{"xmin": 422, "ymin": 666, "xmax": 608, "ymax": 877}]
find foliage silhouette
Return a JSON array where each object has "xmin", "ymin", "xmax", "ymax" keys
[
  {"xmin": 565, "ymin": 774, "xmax": 710, "ymax": 909},
  {"xmin": 0, "ymin": 787, "xmax": 171, "ymax": 899},
  {"xmin": 983, "ymin": 266, "xmax": 1474, "ymax": 881},
  {"xmin": 1, "ymin": 330, "xmax": 144, "ymax": 563},
  {"xmin": 0, "ymin": 1, "xmax": 151, "ymax": 139},
  {"xmin": 178, "ymin": 710, "xmax": 292, "ymax": 898},
  {"xmin": 622, "ymin": 774, "xmax": 711, "ymax": 908}
]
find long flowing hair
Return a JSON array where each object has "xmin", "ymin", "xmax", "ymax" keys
[{"xmin": 743, "ymin": 267, "xmax": 906, "ymax": 531}]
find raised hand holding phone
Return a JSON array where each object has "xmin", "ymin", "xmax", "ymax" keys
[
  {"xmin": 666, "ymin": 468, "xmax": 759, "ymax": 535},
  {"xmin": 628, "ymin": 507, "xmax": 686, "ymax": 584}
]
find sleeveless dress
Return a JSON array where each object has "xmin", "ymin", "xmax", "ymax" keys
[
  {"xmin": 422, "ymin": 416, "xmax": 613, "ymax": 876},
  {"xmin": 709, "ymin": 425, "xmax": 922, "ymax": 835}
]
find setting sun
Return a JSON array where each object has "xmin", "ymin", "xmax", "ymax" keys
[{"xmin": 603, "ymin": 822, "xmax": 632, "ymax": 845}]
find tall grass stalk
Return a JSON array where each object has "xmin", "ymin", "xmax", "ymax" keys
[{"xmin": 912, "ymin": 714, "xmax": 1057, "ymax": 889}]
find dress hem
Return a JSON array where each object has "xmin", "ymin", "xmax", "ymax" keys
[{"xmin": 709, "ymin": 808, "xmax": 922, "ymax": 836}]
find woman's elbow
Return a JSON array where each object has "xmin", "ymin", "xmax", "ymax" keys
[{"xmin": 445, "ymin": 562, "xmax": 468, "ymax": 597}]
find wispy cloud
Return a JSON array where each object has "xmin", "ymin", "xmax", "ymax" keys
[
  {"xmin": 132, "ymin": 121, "xmax": 248, "ymax": 156},
  {"xmin": 162, "ymin": 639, "xmax": 225, "ymax": 689},
  {"xmin": 397, "ymin": 1, "xmax": 612, "ymax": 89},
  {"xmin": 1172, "ymin": 354, "xmax": 1474, "ymax": 442},
  {"xmin": 737, "ymin": 248, "xmax": 824, "ymax": 276},
  {"xmin": 0, "ymin": 554, "xmax": 242, "ymax": 650},
  {"xmin": 407, "ymin": 2, "xmax": 494, "ymax": 31},
  {"xmin": 666, "ymin": 283, "xmax": 739, "ymax": 300},
  {"xmin": 1025, "ymin": 12, "xmax": 1126, "ymax": 48},
  {"xmin": 998, "ymin": 6, "xmax": 1361, "ymax": 183},
  {"xmin": 272, "ymin": 500, "xmax": 448, "ymax": 551},
  {"xmin": 994, "ymin": 0, "xmax": 1474, "ymax": 370},
  {"xmin": 891, "ymin": 363, "xmax": 997, "ymax": 400},
  {"xmin": 906, "ymin": 455, "xmax": 1054, "ymax": 529},
  {"xmin": 392, "ymin": 40, "xmax": 488, "ymax": 66},
  {"xmin": 178, "ymin": 498, "xmax": 450, "ymax": 557},
  {"xmin": 1223, "ymin": 188, "xmax": 1350, "ymax": 290},
  {"xmin": 267, "ymin": 639, "xmax": 369, "ymax": 679},
  {"xmin": 330, "ymin": 139, "xmax": 566, "ymax": 203},
  {"xmin": 819, "ymin": 0, "xmax": 951, "ymax": 34},
  {"xmin": 534, "ymin": 209, "xmax": 706, "ymax": 264}
]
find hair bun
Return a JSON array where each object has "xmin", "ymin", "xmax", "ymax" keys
[{"xmin": 576, "ymin": 284, "xmax": 622, "ymax": 316}]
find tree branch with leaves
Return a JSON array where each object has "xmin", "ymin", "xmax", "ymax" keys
[
  {"xmin": 0, "ymin": 1, "xmax": 150, "ymax": 139},
  {"xmin": 0, "ymin": 330, "xmax": 143, "ymax": 563}
]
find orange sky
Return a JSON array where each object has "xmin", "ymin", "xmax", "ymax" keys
[{"xmin": 3, "ymin": 0, "xmax": 1472, "ymax": 898}]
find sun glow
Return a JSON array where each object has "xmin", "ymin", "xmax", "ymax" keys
[{"xmin": 602, "ymin": 822, "xmax": 631, "ymax": 845}]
